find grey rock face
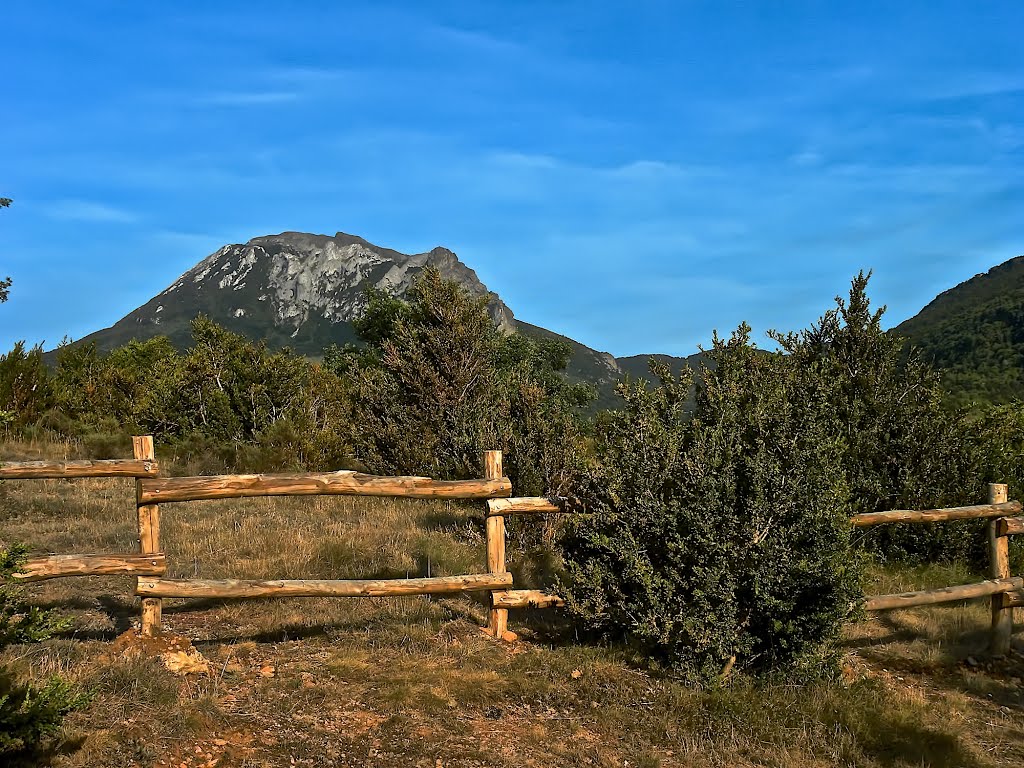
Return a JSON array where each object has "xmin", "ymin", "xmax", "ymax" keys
[{"xmin": 144, "ymin": 231, "xmax": 516, "ymax": 338}]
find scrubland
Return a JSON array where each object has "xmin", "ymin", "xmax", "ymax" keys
[{"xmin": 1, "ymin": 436, "xmax": 1023, "ymax": 768}]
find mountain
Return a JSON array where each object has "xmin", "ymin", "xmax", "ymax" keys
[
  {"xmin": 67, "ymin": 231, "xmax": 689, "ymax": 409},
  {"xmin": 75, "ymin": 232, "xmax": 516, "ymax": 353},
  {"xmin": 893, "ymin": 254, "xmax": 1024, "ymax": 405}
]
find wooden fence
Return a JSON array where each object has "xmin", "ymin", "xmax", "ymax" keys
[
  {"xmin": 855, "ymin": 483, "xmax": 1022, "ymax": 655},
  {"xmin": 2, "ymin": 439, "xmax": 1022, "ymax": 652},
  {"xmin": 2, "ymin": 439, "xmax": 569, "ymax": 640}
]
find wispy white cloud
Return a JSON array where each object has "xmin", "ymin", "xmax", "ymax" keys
[
  {"xmin": 427, "ymin": 24, "xmax": 527, "ymax": 56},
  {"xmin": 265, "ymin": 65, "xmax": 353, "ymax": 84},
  {"xmin": 928, "ymin": 72, "xmax": 1024, "ymax": 101},
  {"xmin": 194, "ymin": 91, "xmax": 301, "ymax": 107},
  {"xmin": 44, "ymin": 199, "xmax": 137, "ymax": 223},
  {"xmin": 150, "ymin": 229, "xmax": 230, "ymax": 253},
  {"xmin": 790, "ymin": 149, "xmax": 823, "ymax": 167}
]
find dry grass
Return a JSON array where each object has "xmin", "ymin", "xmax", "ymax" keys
[{"xmin": 2, "ymin": 436, "xmax": 1024, "ymax": 767}]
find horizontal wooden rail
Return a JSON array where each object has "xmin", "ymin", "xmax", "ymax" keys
[
  {"xmin": 996, "ymin": 516, "xmax": 1024, "ymax": 536},
  {"xmin": 139, "ymin": 471, "xmax": 512, "ymax": 504},
  {"xmin": 12, "ymin": 553, "xmax": 166, "ymax": 582},
  {"xmin": 865, "ymin": 576, "xmax": 1024, "ymax": 611},
  {"xmin": 490, "ymin": 589, "xmax": 565, "ymax": 609},
  {"xmin": 851, "ymin": 501, "xmax": 1022, "ymax": 527},
  {"xmin": 1000, "ymin": 591, "xmax": 1024, "ymax": 609},
  {"xmin": 0, "ymin": 459, "xmax": 159, "ymax": 480},
  {"xmin": 136, "ymin": 572, "xmax": 514, "ymax": 599},
  {"xmin": 486, "ymin": 496, "xmax": 583, "ymax": 517}
]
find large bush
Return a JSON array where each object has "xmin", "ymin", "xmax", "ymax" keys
[{"xmin": 559, "ymin": 325, "xmax": 862, "ymax": 681}]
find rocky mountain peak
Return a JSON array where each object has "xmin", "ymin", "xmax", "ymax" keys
[
  {"xmin": 146, "ymin": 231, "xmax": 516, "ymax": 339},
  {"xmin": 64, "ymin": 229, "xmax": 684, "ymax": 412}
]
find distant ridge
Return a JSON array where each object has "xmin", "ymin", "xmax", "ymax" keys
[{"xmin": 893, "ymin": 254, "xmax": 1024, "ymax": 404}]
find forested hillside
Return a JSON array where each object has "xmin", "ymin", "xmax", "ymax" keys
[{"xmin": 894, "ymin": 255, "xmax": 1024, "ymax": 405}]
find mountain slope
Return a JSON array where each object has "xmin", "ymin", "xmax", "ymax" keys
[
  {"xmin": 66, "ymin": 231, "xmax": 689, "ymax": 409},
  {"xmin": 893, "ymin": 254, "xmax": 1024, "ymax": 405}
]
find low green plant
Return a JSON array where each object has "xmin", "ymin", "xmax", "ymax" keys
[
  {"xmin": 0, "ymin": 545, "xmax": 69, "ymax": 645},
  {"xmin": 0, "ymin": 544, "xmax": 85, "ymax": 761},
  {"xmin": 0, "ymin": 671, "xmax": 85, "ymax": 760}
]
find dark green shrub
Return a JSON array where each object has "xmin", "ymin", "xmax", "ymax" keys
[
  {"xmin": 0, "ymin": 671, "xmax": 84, "ymax": 761},
  {"xmin": 0, "ymin": 545, "xmax": 85, "ymax": 761},
  {"xmin": 340, "ymin": 268, "xmax": 590, "ymax": 497},
  {"xmin": 559, "ymin": 326, "xmax": 863, "ymax": 681},
  {"xmin": 777, "ymin": 273, "xmax": 999, "ymax": 564},
  {"xmin": 0, "ymin": 545, "xmax": 69, "ymax": 646},
  {"xmin": 0, "ymin": 342, "xmax": 53, "ymax": 428}
]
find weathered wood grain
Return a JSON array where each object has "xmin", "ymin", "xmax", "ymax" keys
[
  {"xmin": 12, "ymin": 553, "xmax": 166, "ymax": 582},
  {"xmin": 490, "ymin": 590, "xmax": 565, "ymax": 609},
  {"xmin": 851, "ymin": 500, "xmax": 1021, "ymax": 527},
  {"xmin": 988, "ymin": 484, "xmax": 1012, "ymax": 655},
  {"xmin": 865, "ymin": 576, "xmax": 1024, "ymax": 611},
  {"xmin": 485, "ymin": 496, "xmax": 583, "ymax": 517},
  {"xmin": 138, "ymin": 471, "xmax": 512, "ymax": 504},
  {"xmin": 134, "ymin": 436, "xmax": 163, "ymax": 636},
  {"xmin": 135, "ymin": 573, "xmax": 513, "ymax": 599},
  {"xmin": 0, "ymin": 459, "xmax": 159, "ymax": 479},
  {"xmin": 483, "ymin": 451, "xmax": 509, "ymax": 640}
]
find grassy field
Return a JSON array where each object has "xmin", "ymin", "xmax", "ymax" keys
[{"xmin": 1, "ymin": 436, "xmax": 1023, "ymax": 767}]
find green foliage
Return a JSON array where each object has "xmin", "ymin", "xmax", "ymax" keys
[
  {"xmin": 344, "ymin": 268, "xmax": 591, "ymax": 495},
  {"xmin": 346, "ymin": 272, "xmax": 504, "ymax": 478},
  {"xmin": 0, "ymin": 545, "xmax": 69, "ymax": 647},
  {"xmin": 0, "ymin": 671, "xmax": 85, "ymax": 761},
  {"xmin": 893, "ymin": 254, "xmax": 1024, "ymax": 406},
  {"xmin": 0, "ymin": 545, "xmax": 85, "ymax": 761},
  {"xmin": 0, "ymin": 342, "xmax": 53, "ymax": 428},
  {"xmin": 53, "ymin": 336, "xmax": 178, "ymax": 428},
  {"xmin": 776, "ymin": 272, "xmax": 1000, "ymax": 564},
  {"xmin": 1, "ymin": 197, "xmax": 10, "ymax": 304},
  {"xmin": 45, "ymin": 318, "xmax": 356, "ymax": 470},
  {"xmin": 559, "ymin": 326, "xmax": 863, "ymax": 681}
]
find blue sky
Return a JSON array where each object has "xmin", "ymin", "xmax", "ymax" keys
[{"xmin": 1, "ymin": 1, "xmax": 1022, "ymax": 356}]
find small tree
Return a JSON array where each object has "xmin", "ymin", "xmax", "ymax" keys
[
  {"xmin": 0, "ymin": 342, "xmax": 54, "ymax": 428},
  {"xmin": 341, "ymin": 268, "xmax": 590, "ymax": 495},
  {"xmin": 775, "ymin": 272, "xmax": 992, "ymax": 563}
]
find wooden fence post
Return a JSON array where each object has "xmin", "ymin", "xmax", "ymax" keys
[
  {"xmin": 134, "ymin": 436, "xmax": 162, "ymax": 637},
  {"xmin": 483, "ymin": 451, "xmax": 510, "ymax": 640},
  {"xmin": 988, "ymin": 482, "xmax": 1012, "ymax": 656}
]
